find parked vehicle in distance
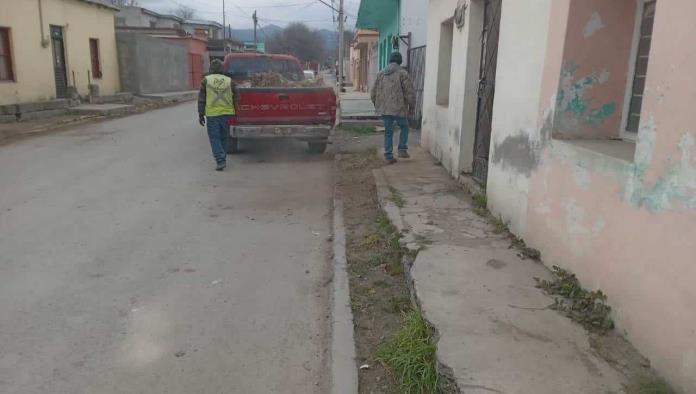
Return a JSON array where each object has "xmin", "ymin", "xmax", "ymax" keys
[
  {"xmin": 222, "ymin": 53, "xmax": 336, "ymax": 153},
  {"xmin": 303, "ymin": 70, "xmax": 316, "ymax": 80}
]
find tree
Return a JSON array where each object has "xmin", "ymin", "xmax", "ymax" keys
[
  {"xmin": 173, "ymin": 5, "xmax": 196, "ymax": 19},
  {"xmin": 110, "ymin": 0, "xmax": 138, "ymax": 5},
  {"xmin": 266, "ymin": 23, "xmax": 326, "ymax": 64}
]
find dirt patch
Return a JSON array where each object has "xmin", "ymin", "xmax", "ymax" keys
[{"xmin": 336, "ymin": 149, "xmax": 413, "ymax": 393}]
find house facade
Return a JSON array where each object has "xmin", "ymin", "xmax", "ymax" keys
[
  {"xmin": 356, "ymin": 0, "xmax": 399, "ymax": 71},
  {"xmin": 355, "ymin": 0, "xmax": 428, "ymax": 122},
  {"xmin": 350, "ymin": 29, "xmax": 378, "ymax": 92},
  {"xmin": 114, "ymin": 6, "xmax": 183, "ymax": 29},
  {"xmin": 420, "ymin": 0, "xmax": 696, "ymax": 391},
  {"xmin": 0, "ymin": 0, "xmax": 121, "ymax": 106},
  {"xmin": 181, "ymin": 20, "xmax": 223, "ymax": 40}
]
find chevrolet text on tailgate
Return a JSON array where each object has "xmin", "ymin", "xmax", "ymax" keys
[{"xmin": 222, "ymin": 53, "xmax": 337, "ymax": 154}]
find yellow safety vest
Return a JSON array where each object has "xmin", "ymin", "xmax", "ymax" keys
[{"xmin": 204, "ymin": 74, "xmax": 235, "ymax": 116}]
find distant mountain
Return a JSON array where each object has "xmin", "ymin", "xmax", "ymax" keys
[
  {"xmin": 228, "ymin": 24, "xmax": 339, "ymax": 52},
  {"xmin": 317, "ymin": 29, "xmax": 338, "ymax": 52}
]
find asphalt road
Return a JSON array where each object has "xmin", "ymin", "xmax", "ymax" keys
[{"xmin": 0, "ymin": 102, "xmax": 333, "ymax": 394}]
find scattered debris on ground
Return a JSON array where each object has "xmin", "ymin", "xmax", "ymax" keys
[
  {"xmin": 535, "ymin": 265, "xmax": 614, "ymax": 332},
  {"xmin": 337, "ymin": 148, "xmax": 447, "ymax": 393}
]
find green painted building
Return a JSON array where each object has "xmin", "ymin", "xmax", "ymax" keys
[{"xmin": 356, "ymin": 0, "xmax": 400, "ymax": 70}]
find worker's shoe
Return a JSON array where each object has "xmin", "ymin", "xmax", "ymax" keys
[
  {"xmin": 215, "ymin": 161, "xmax": 227, "ymax": 171},
  {"xmin": 397, "ymin": 150, "xmax": 410, "ymax": 159},
  {"xmin": 385, "ymin": 157, "xmax": 398, "ymax": 165}
]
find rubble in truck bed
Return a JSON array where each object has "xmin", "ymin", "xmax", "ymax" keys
[{"xmin": 246, "ymin": 72, "xmax": 325, "ymax": 88}]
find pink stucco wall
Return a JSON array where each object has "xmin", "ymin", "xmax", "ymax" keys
[
  {"xmin": 551, "ymin": 0, "xmax": 637, "ymax": 139},
  {"xmin": 522, "ymin": 1, "xmax": 696, "ymax": 391}
]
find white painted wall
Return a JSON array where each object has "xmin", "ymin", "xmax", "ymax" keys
[
  {"xmin": 421, "ymin": 0, "xmax": 484, "ymax": 177},
  {"xmin": 486, "ymin": 0, "xmax": 552, "ymax": 236},
  {"xmin": 400, "ymin": 0, "xmax": 428, "ymax": 49}
]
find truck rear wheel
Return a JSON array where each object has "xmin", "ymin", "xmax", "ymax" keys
[
  {"xmin": 226, "ymin": 137, "xmax": 239, "ymax": 154},
  {"xmin": 308, "ymin": 141, "xmax": 327, "ymax": 154}
]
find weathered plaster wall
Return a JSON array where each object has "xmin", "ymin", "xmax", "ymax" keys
[
  {"xmin": 487, "ymin": 0, "xmax": 552, "ymax": 236},
  {"xmin": 400, "ymin": 0, "xmax": 428, "ymax": 50},
  {"xmin": 421, "ymin": 0, "xmax": 483, "ymax": 178},
  {"xmin": 552, "ymin": 0, "xmax": 637, "ymax": 139},
  {"xmin": 115, "ymin": 7, "xmax": 157, "ymax": 28},
  {"xmin": 0, "ymin": 0, "xmax": 121, "ymax": 105},
  {"xmin": 489, "ymin": 1, "xmax": 696, "ymax": 391},
  {"xmin": 116, "ymin": 33, "xmax": 189, "ymax": 94}
]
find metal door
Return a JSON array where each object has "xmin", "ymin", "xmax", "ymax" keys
[
  {"xmin": 189, "ymin": 53, "xmax": 204, "ymax": 89},
  {"xmin": 50, "ymin": 26, "xmax": 68, "ymax": 98},
  {"xmin": 472, "ymin": 0, "xmax": 502, "ymax": 184},
  {"xmin": 407, "ymin": 45, "xmax": 426, "ymax": 127}
]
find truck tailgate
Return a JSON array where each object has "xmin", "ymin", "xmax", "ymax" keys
[{"xmin": 234, "ymin": 87, "xmax": 336, "ymax": 125}]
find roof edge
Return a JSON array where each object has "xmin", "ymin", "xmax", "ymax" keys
[{"xmin": 77, "ymin": 0, "xmax": 120, "ymax": 11}]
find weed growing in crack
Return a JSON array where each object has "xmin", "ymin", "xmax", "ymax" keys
[
  {"xmin": 490, "ymin": 214, "xmax": 509, "ymax": 234},
  {"xmin": 511, "ymin": 236, "xmax": 541, "ymax": 261},
  {"xmin": 535, "ymin": 265, "xmax": 614, "ymax": 333},
  {"xmin": 471, "ymin": 190, "xmax": 488, "ymax": 216},
  {"xmin": 376, "ymin": 311, "xmax": 439, "ymax": 394}
]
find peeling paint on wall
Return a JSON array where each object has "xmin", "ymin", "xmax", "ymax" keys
[
  {"xmin": 573, "ymin": 165, "xmax": 590, "ymax": 188},
  {"xmin": 628, "ymin": 129, "xmax": 696, "ymax": 213},
  {"xmin": 634, "ymin": 116, "xmax": 657, "ymax": 171},
  {"xmin": 556, "ymin": 64, "xmax": 616, "ymax": 128},
  {"xmin": 583, "ymin": 12, "xmax": 605, "ymax": 38}
]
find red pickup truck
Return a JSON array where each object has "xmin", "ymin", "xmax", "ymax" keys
[{"xmin": 222, "ymin": 53, "xmax": 336, "ymax": 153}]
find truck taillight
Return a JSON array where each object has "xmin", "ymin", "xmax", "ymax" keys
[{"xmin": 228, "ymin": 116, "xmax": 237, "ymax": 126}]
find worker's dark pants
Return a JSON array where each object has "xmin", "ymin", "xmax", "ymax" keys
[{"xmin": 206, "ymin": 115, "xmax": 231, "ymax": 164}]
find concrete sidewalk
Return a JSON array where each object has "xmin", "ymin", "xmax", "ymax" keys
[
  {"xmin": 373, "ymin": 146, "xmax": 630, "ymax": 393},
  {"xmin": 339, "ymin": 87, "xmax": 377, "ymax": 118}
]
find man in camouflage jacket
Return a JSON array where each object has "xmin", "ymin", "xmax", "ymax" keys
[{"xmin": 371, "ymin": 52, "xmax": 416, "ymax": 163}]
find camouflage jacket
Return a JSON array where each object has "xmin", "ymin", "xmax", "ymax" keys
[{"xmin": 370, "ymin": 63, "xmax": 416, "ymax": 118}]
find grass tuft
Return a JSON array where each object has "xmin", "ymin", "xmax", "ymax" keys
[
  {"xmin": 340, "ymin": 125, "xmax": 378, "ymax": 135},
  {"xmin": 376, "ymin": 311, "xmax": 440, "ymax": 394},
  {"xmin": 470, "ymin": 189, "xmax": 488, "ymax": 216},
  {"xmin": 389, "ymin": 186, "xmax": 406, "ymax": 208}
]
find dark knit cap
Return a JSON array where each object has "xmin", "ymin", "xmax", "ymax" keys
[{"xmin": 389, "ymin": 52, "xmax": 403, "ymax": 65}]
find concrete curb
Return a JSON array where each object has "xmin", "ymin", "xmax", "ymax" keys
[{"xmin": 330, "ymin": 155, "xmax": 359, "ymax": 394}]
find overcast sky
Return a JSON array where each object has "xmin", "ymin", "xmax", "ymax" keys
[{"xmin": 136, "ymin": 0, "xmax": 360, "ymax": 30}]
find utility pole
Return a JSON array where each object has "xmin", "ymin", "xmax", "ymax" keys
[
  {"xmin": 253, "ymin": 10, "xmax": 258, "ymax": 52},
  {"xmin": 337, "ymin": 0, "xmax": 345, "ymax": 117},
  {"xmin": 222, "ymin": 0, "xmax": 226, "ymax": 39}
]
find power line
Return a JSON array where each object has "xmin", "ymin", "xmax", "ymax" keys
[{"xmin": 236, "ymin": 2, "xmax": 315, "ymax": 8}]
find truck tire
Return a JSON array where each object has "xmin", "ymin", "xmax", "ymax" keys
[
  {"xmin": 308, "ymin": 141, "xmax": 327, "ymax": 154},
  {"xmin": 226, "ymin": 137, "xmax": 239, "ymax": 154}
]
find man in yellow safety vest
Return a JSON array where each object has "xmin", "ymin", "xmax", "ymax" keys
[{"xmin": 198, "ymin": 59, "xmax": 236, "ymax": 171}]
